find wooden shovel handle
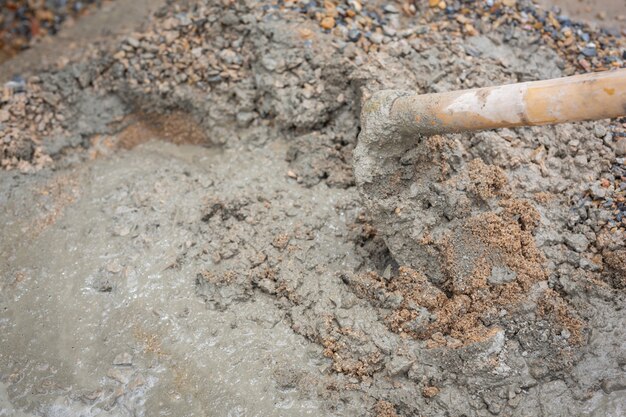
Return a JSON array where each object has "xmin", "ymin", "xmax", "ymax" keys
[{"xmin": 391, "ymin": 68, "xmax": 626, "ymax": 136}]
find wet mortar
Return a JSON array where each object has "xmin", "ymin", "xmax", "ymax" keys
[{"xmin": 1, "ymin": 1, "xmax": 625, "ymax": 416}]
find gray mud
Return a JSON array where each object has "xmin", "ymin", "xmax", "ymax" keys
[
  {"xmin": 1, "ymin": 1, "xmax": 625, "ymax": 416},
  {"xmin": 1, "ymin": 141, "xmax": 343, "ymax": 416}
]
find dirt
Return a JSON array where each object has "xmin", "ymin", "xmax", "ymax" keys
[{"xmin": 1, "ymin": 0, "xmax": 625, "ymax": 416}]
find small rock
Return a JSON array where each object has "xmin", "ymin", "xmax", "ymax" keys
[
  {"xmin": 574, "ymin": 155, "xmax": 588, "ymax": 167},
  {"xmin": 422, "ymin": 386, "xmax": 440, "ymax": 398},
  {"xmin": 261, "ymin": 55, "xmax": 279, "ymax": 72},
  {"xmin": 113, "ymin": 352, "xmax": 133, "ymax": 366},
  {"xmin": 272, "ymin": 233, "xmax": 290, "ymax": 249},
  {"xmin": 590, "ymin": 183, "xmax": 607, "ymax": 199},
  {"xmin": 218, "ymin": 49, "xmax": 241, "ymax": 65},
  {"xmin": 488, "ymin": 266, "xmax": 517, "ymax": 285},
  {"xmin": 236, "ymin": 111, "xmax": 256, "ymax": 127},
  {"xmin": 5, "ymin": 80, "xmax": 26, "ymax": 94},
  {"xmin": 106, "ymin": 261, "xmax": 123, "ymax": 274},
  {"xmin": 601, "ymin": 376, "xmax": 626, "ymax": 394},
  {"xmin": 579, "ymin": 257, "xmax": 601, "ymax": 271},
  {"xmin": 581, "ymin": 46, "xmax": 597, "ymax": 57},
  {"xmin": 6, "ymin": 140, "xmax": 34, "ymax": 160},
  {"xmin": 221, "ymin": 11, "xmax": 239, "ymax": 26},
  {"xmin": 41, "ymin": 92, "xmax": 60, "ymax": 107},
  {"xmin": 578, "ymin": 58, "xmax": 592, "ymax": 72},
  {"xmin": 114, "ymin": 225, "xmax": 130, "ymax": 237},
  {"xmin": 593, "ymin": 125, "xmax": 607, "ymax": 138},
  {"xmin": 383, "ymin": 5, "xmax": 399, "ymax": 14},
  {"xmin": 615, "ymin": 138, "xmax": 626, "ymax": 156},
  {"xmin": 565, "ymin": 233, "xmax": 589, "ymax": 253},
  {"xmin": 107, "ymin": 368, "xmax": 132, "ymax": 384},
  {"xmin": 320, "ymin": 17, "xmax": 335, "ymax": 30},
  {"xmin": 93, "ymin": 276, "xmax": 113, "ymax": 293},
  {"xmin": 386, "ymin": 357, "xmax": 413, "ymax": 376},
  {"xmin": 126, "ymin": 37, "xmax": 140, "ymax": 48},
  {"xmin": 0, "ymin": 110, "xmax": 9, "ymax": 123},
  {"xmin": 347, "ymin": 29, "xmax": 361, "ymax": 42},
  {"xmin": 162, "ymin": 30, "xmax": 179, "ymax": 43},
  {"xmin": 370, "ymin": 32, "xmax": 384, "ymax": 44},
  {"xmin": 128, "ymin": 375, "xmax": 145, "ymax": 390},
  {"xmin": 382, "ymin": 25, "xmax": 396, "ymax": 37},
  {"xmin": 487, "ymin": 401, "xmax": 502, "ymax": 415},
  {"xmin": 85, "ymin": 388, "xmax": 106, "ymax": 403}
]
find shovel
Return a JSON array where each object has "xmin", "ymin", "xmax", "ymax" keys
[{"xmin": 353, "ymin": 68, "xmax": 626, "ymax": 278}]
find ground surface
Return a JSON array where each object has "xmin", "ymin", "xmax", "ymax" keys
[{"xmin": 1, "ymin": 1, "xmax": 625, "ymax": 416}]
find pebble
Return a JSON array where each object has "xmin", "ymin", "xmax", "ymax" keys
[
  {"xmin": 383, "ymin": 26, "xmax": 396, "ymax": 37},
  {"xmin": 347, "ymin": 29, "xmax": 361, "ymax": 42},
  {"xmin": 320, "ymin": 17, "xmax": 335, "ymax": 30},
  {"xmin": 565, "ymin": 233, "xmax": 590, "ymax": 253},
  {"xmin": 126, "ymin": 37, "xmax": 140, "ymax": 49},
  {"xmin": 221, "ymin": 11, "xmax": 240, "ymax": 26},
  {"xmin": 579, "ymin": 257, "xmax": 601, "ymax": 272},
  {"xmin": 581, "ymin": 46, "xmax": 597, "ymax": 57},
  {"xmin": 5, "ymin": 80, "xmax": 26, "ymax": 94},
  {"xmin": 615, "ymin": 138, "xmax": 626, "ymax": 156},
  {"xmin": 128, "ymin": 375, "xmax": 145, "ymax": 390},
  {"xmin": 236, "ymin": 111, "xmax": 256, "ymax": 127},
  {"xmin": 488, "ymin": 266, "xmax": 518, "ymax": 285},
  {"xmin": 594, "ymin": 125, "xmax": 607, "ymax": 138},
  {"xmin": 382, "ymin": 5, "xmax": 399, "ymax": 14},
  {"xmin": 113, "ymin": 352, "xmax": 133, "ymax": 366},
  {"xmin": 114, "ymin": 225, "xmax": 131, "ymax": 237},
  {"xmin": 106, "ymin": 261, "xmax": 123, "ymax": 274},
  {"xmin": 590, "ymin": 183, "xmax": 607, "ymax": 199},
  {"xmin": 574, "ymin": 154, "xmax": 588, "ymax": 167},
  {"xmin": 107, "ymin": 368, "xmax": 132, "ymax": 385},
  {"xmin": 370, "ymin": 32, "xmax": 384, "ymax": 44}
]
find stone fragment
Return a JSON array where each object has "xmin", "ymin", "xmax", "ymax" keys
[
  {"xmin": 320, "ymin": 17, "xmax": 335, "ymax": 30},
  {"xmin": 565, "ymin": 233, "xmax": 589, "ymax": 253},
  {"xmin": 615, "ymin": 138, "xmax": 626, "ymax": 156},
  {"xmin": 113, "ymin": 352, "xmax": 133, "ymax": 366},
  {"xmin": 488, "ymin": 266, "xmax": 517, "ymax": 285},
  {"xmin": 107, "ymin": 368, "xmax": 132, "ymax": 384},
  {"xmin": 593, "ymin": 125, "xmax": 607, "ymax": 138},
  {"xmin": 422, "ymin": 386, "xmax": 440, "ymax": 398},
  {"xmin": 370, "ymin": 32, "xmax": 384, "ymax": 44},
  {"xmin": 347, "ymin": 29, "xmax": 361, "ymax": 42}
]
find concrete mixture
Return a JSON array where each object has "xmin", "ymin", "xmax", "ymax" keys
[{"xmin": 1, "ymin": 1, "xmax": 625, "ymax": 416}]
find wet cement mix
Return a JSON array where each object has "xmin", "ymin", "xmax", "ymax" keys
[{"xmin": 1, "ymin": 0, "xmax": 626, "ymax": 416}]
